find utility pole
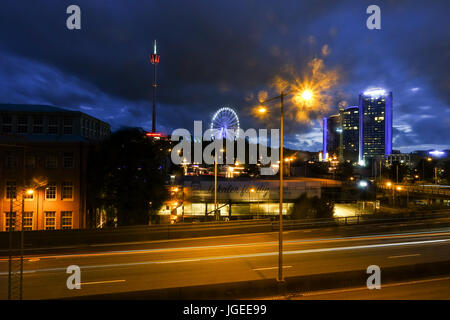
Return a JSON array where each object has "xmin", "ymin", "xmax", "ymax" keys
[
  {"xmin": 214, "ymin": 151, "xmax": 218, "ymax": 220},
  {"xmin": 279, "ymin": 92, "xmax": 284, "ymax": 283},
  {"xmin": 258, "ymin": 88, "xmax": 312, "ymax": 286},
  {"xmin": 435, "ymin": 167, "xmax": 438, "ymax": 184},
  {"xmin": 396, "ymin": 164, "xmax": 399, "ymax": 184}
]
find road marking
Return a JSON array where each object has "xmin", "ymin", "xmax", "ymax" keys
[
  {"xmin": 155, "ymin": 259, "xmax": 201, "ymax": 264},
  {"xmin": 2, "ymin": 230, "xmax": 449, "ymax": 262},
  {"xmin": 296, "ymin": 276, "xmax": 450, "ymax": 297},
  {"xmin": 81, "ymin": 279, "xmax": 126, "ymax": 286},
  {"xmin": 388, "ymin": 254, "xmax": 421, "ymax": 259},
  {"xmin": 253, "ymin": 266, "xmax": 292, "ymax": 271},
  {"xmin": 0, "ymin": 238, "xmax": 447, "ymax": 275}
]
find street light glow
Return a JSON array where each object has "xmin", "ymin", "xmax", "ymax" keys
[
  {"xmin": 257, "ymin": 106, "xmax": 267, "ymax": 114},
  {"xmin": 301, "ymin": 89, "xmax": 313, "ymax": 101}
]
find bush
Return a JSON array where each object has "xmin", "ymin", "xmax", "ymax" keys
[{"xmin": 291, "ymin": 193, "xmax": 334, "ymax": 219}]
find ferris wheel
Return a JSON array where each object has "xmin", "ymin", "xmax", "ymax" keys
[{"xmin": 210, "ymin": 107, "xmax": 240, "ymax": 139}]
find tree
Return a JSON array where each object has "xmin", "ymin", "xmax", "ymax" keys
[
  {"xmin": 291, "ymin": 193, "xmax": 334, "ymax": 219},
  {"xmin": 387, "ymin": 161, "xmax": 409, "ymax": 183},
  {"xmin": 415, "ymin": 158, "xmax": 435, "ymax": 182},
  {"xmin": 443, "ymin": 160, "xmax": 450, "ymax": 184},
  {"xmin": 336, "ymin": 161, "xmax": 354, "ymax": 180},
  {"xmin": 87, "ymin": 128, "xmax": 169, "ymax": 226},
  {"xmin": 243, "ymin": 164, "xmax": 259, "ymax": 178}
]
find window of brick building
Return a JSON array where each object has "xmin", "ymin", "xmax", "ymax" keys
[
  {"xmin": 61, "ymin": 211, "xmax": 72, "ymax": 229},
  {"xmin": 5, "ymin": 212, "xmax": 16, "ymax": 231},
  {"xmin": 48, "ymin": 116, "xmax": 58, "ymax": 134},
  {"xmin": 18, "ymin": 115, "xmax": 28, "ymax": 133},
  {"xmin": 62, "ymin": 181, "xmax": 73, "ymax": 200},
  {"xmin": 45, "ymin": 154, "xmax": 58, "ymax": 169},
  {"xmin": 44, "ymin": 211, "xmax": 56, "ymax": 230},
  {"xmin": 23, "ymin": 212, "xmax": 33, "ymax": 230},
  {"xmin": 45, "ymin": 183, "xmax": 56, "ymax": 200},
  {"xmin": 33, "ymin": 116, "xmax": 44, "ymax": 133},
  {"xmin": 63, "ymin": 117, "xmax": 73, "ymax": 134},
  {"xmin": 6, "ymin": 181, "xmax": 16, "ymax": 199},
  {"xmin": 1, "ymin": 114, "xmax": 13, "ymax": 133},
  {"xmin": 63, "ymin": 152, "xmax": 74, "ymax": 168},
  {"xmin": 25, "ymin": 154, "xmax": 36, "ymax": 169},
  {"xmin": 5, "ymin": 155, "xmax": 17, "ymax": 169}
]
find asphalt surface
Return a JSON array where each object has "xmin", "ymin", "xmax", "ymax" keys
[
  {"xmin": 286, "ymin": 276, "xmax": 450, "ymax": 300},
  {"xmin": 1, "ymin": 222, "xmax": 450, "ymax": 299}
]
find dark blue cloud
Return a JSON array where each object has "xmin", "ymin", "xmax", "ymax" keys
[{"xmin": 0, "ymin": 0, "xmax": 448, "ymax": 152}]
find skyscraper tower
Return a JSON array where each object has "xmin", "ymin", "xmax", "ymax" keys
[
  {"xmin": 340, "ymin": 106, "xmax": 359, "ymax": 162},
  {"xmin": 323, "ymin": 114, "xmax": 341, "ymax": 161},
  {"xmin": 150, "ymin": 40, "xmax": 160, "ymax": 133},
  {"xmin": 358, "ymin": 88, "xmax": 393, "ymax": 165}
]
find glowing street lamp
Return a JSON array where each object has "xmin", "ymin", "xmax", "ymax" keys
[
  {"xmin": 256, "ymin": 86, "xmax": 315, "ymax": 284},
  {"xmin": 214, "ymin": 149, "xmax": 225, "ymax": 220},
  {"xmin": 257, "ymin": 106, "xmax": 268, "ymax": 114},
  {"xmin": 301, "ymin": 89, "xmax": 313, "ymax": 101}
]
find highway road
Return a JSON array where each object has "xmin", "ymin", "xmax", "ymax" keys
[
  {"xmin": 287, "ymin": 276, "xmax": 450, "ymax": 299},
  {"xmin": 1, "ymin": 222, "xmax": 450, "ymax": 299}
]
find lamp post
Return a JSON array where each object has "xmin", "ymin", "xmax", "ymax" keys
[
  {"xmin": 249, "ymin": 187, "xmax": 255, "ymax": 218},
  {"xmin": 214, "ymin": 149, "xmax": 224, "ymax": 221},
  {"xmin": 257, "ymin": 89, "xmax": 312, "ymax": 283}
]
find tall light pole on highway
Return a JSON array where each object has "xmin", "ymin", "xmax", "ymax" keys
[{"xmin": 257, "ymin": 88, "xmax": 312, "ymax": 283}]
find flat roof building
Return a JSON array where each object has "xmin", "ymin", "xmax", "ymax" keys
[
  {"xmin": 0, "ymin": 104, "xmax": 110, "ymax": 231},
  {"xmin": 340, "ymin": 106, "xmax": 359, "ymax": 163},
  {"xmin": 358, "ymin": 89, "xmax": 393, "ymax": 164}
]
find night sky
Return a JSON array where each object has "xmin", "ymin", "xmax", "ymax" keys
[{"xmin": 0, "ymin": 0, "xmax": 449, "ymax": 152}]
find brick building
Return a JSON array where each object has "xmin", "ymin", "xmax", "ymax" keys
[{"xmin": 0, "ymin": 104, "xmax": 110, "ymax": 231}]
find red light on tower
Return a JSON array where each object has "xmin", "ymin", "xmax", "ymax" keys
[
  {"xmin": 150, "ymin": 39, "xmax": 160, "ymax": 65},
  {"xmin": 146, "ymin": 132, "xmax": 162, "ymax": 137},
  {"xmin": 150, "ymin": 53, "xmax": 160, "ymax": 64}
]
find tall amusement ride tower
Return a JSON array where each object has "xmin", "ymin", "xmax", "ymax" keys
[{"xmin": 150, "ymin": 39, "xmax": 160, "ymax": 133}]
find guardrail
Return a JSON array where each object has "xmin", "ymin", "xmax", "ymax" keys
[
  {"xmin": 2, "ymin": 211, "xmax": 450, "ymax": 252},
  {"xmin": 272, "ymin": 209, "xmax": 450, "ymax": 231},
  {"xmin": 380, "ymin": 185, "xmax": 450, "ymax": 196}
]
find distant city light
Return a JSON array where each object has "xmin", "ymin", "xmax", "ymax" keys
[
  {"xmin": 358, "ymin": 180, "xmax": 368, "ymax": 188},
  {"xmin": 429, "ymin": 150, "xmax": 445, "ymax": 157},
  {"xmin": 146, "ymin": 132, "xmax": 163, "ymax": 137},
  {"xmin": 363, "ymin": 88, "xmax": 386, "ymax": 98}
]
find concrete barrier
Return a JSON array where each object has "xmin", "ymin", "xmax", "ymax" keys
[
  {"xmin": 0, "ymin": 220, "xmax": 274, "ymax": 251},
  {"xmin": 2, "ymin": 213, "xmax": 450, "ymax": 252},
  {"xmin": 67, "ymin": 259, "xmax": 450, "ymax": 300}
]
